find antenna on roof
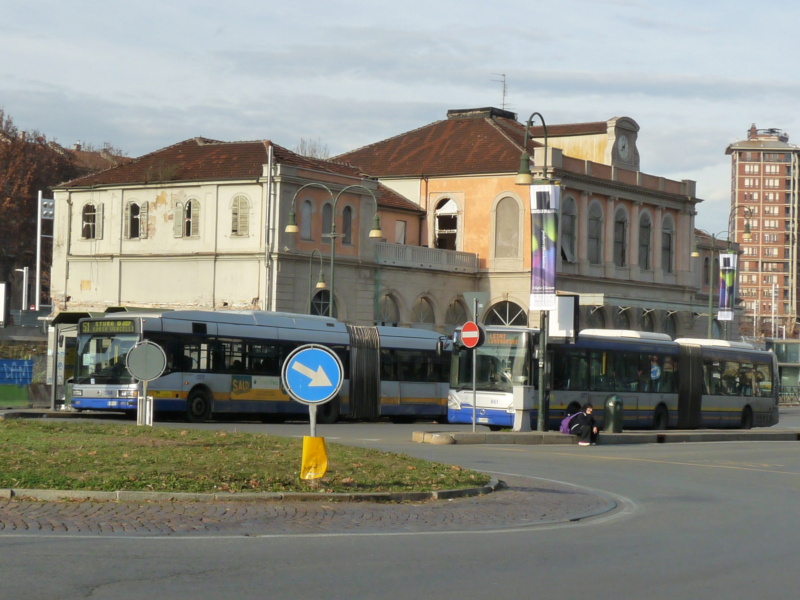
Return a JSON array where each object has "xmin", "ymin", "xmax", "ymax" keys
[{"xmin": 491, "ymin": 73, "xmax": 508, "ymax": 110}]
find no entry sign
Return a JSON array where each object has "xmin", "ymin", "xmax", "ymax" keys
[{"xmin": 461, "ymin": 321, "xmax": 484, "ymax": 349}]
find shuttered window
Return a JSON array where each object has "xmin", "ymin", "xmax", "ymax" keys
[{"xmin": 231, "ymin": 195, "xmax": 250, "ymax": 236}]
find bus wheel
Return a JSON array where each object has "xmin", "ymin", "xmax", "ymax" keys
[
  {"xmin": 316, "ymin": 397, "xmax": 340, "ymax": 424},
  {"xmin": 186, "ymin": 390, "xmax": 212, "ymax": 423},
  {"xmin": 652, "ymin": 405, "xmax": 668, "ymax": 430},
  {"xmin": 741, "ymin": 406, "xmax": 753, "ymax": 430}
]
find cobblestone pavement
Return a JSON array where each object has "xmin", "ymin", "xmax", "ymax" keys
[{"xmin": 0, "ymin": 477, "xmax": 615, "ymax": 537}]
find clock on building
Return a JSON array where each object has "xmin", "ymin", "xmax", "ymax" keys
[{"xmin": 617, "ymin": 134, "xmax": 630, "ymax": 160}]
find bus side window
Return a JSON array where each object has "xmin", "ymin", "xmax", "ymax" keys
[
  {"xmin": 380, "ymin": 349, "xmax": 394, "ymax": 380},
  {"xmin": 755, "ymin": 364, "xmax": 770, "ymax": 397}
]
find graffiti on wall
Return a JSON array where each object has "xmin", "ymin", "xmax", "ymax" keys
[{"xmin": 0, "ymin": 360, "xmax": 34, "ymax": 386}]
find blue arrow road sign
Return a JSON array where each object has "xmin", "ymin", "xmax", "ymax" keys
[{"xmin": 282, "ymin": 344, "xmax": 344, "ymax": 405}]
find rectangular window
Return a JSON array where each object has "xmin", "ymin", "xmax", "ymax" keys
[
  {"xmin": 765, "ymin": 164, "xmax": 780, "ymax": 174},
  {"xmin": 744, "ymin": 164, "xmax": 760, "ymax": 174},
  {"xmin": 395, "ymin": 220, "xmax": 407, "ymax": 245},
  {"xmin": 764, "ymin": 247, "xmax": 778, "ymax": 257},
  {"xmin": 764, "ymin": 178, "xmax": 780, "ymax": 188}
]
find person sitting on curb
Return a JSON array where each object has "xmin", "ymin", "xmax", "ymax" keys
[{"xmin": 570, "ymin": 403, "xmax": 599, "ymax": 446}]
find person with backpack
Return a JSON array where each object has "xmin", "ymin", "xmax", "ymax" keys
[{"xmin": 560, "ymin": 403, "xmax": 598, "ymax": 446}]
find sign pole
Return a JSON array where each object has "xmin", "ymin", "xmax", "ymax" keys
[
  {"xmin": 281, "ymin": 344, "xmax": 344, "ymax": 482},
  {"xmin": 309, "ymin": 404, "xmax": 317, "ymax": 438},
  {"xmin": 472, "ymin": 298, "xmax": 478, "ymax": 433}
]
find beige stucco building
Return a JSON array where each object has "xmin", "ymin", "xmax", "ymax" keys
[{"xmin": 48, "ymin": 108, "xmax": 729, "ymax": 339}]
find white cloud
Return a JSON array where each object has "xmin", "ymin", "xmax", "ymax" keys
[{"xmin": 3, "ymin": 0, "xmax": 800, "ymax": 235}]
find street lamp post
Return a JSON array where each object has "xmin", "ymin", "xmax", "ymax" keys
[
  {"xmin": 307, "ymin": 249, "xmax": 327, "ymax": 314},
  {"xmin": 515, "ymin": 111, "xmax": 552, "ymax": 432},
  {"xmin": 14, "ymin": 267, "xmax": 29, "ymax": 311},
  {"xmin": 286, "ymin": 183, "xmax": 382, "ymax": 318}
]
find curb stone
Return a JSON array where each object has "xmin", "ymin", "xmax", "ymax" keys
[{"xmin": 1, "ymin": 478, "xmax": 503, "ymax": 504}]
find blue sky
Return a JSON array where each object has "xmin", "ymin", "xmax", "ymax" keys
[{"xmin": 3, "ymin": 0, "xmax": 799, "ymax": 233}]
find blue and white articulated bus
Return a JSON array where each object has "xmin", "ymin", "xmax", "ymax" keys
[
  {"xmin": 448, "ymin": 327, "xmax": 779, "ymax": 430},
  {"xmin": 70, "ymin": 310, "xmax": 450, "ymax": 423}
]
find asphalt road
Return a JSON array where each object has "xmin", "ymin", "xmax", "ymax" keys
[{"xmin": 1, "ymin": 407, "xmax": 799, "ymax": 599}]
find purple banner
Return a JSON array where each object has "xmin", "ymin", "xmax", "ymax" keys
[
  {"xmin": 718, "ymin": 252, "xmax": 737, "ymax": 322},
  {"xmin": 530, "ymin": 184, "xmax": 560, "ymax": 311}
]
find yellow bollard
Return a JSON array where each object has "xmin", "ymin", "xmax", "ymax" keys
[{"xmin": 301, "ymin": 436, "xmax": 328, "ymax": 480}]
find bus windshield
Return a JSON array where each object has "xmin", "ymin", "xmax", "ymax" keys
[
  {"xmin": 451, "ymin": 330, "xmax": 532, "ymax": 392},
  {"xmin": 75, "ymin": 332, "xmax": 140, "ymax": 384}
]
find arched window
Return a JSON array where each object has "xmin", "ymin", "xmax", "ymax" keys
[
  {"xmin": 411, "ymin": 297, "xmax": 436, "ymax": 329},
  {"xmin": 378, "ymin": 294, "xmax": 400, "ymax": 326},
  {"xmin": 638, "ymin": 212, "xmax": 652, "ymax": 270},
  {"xmin": 642, "ymin": 310, "xmax": 655, "ymax": 332},
  {"xmin": 184, "ymin": 200, "xmax": 199, "ymax": 237},
  {"xmin": 588, "ymin": 202, "xmax": 603, "ymax": 265},
  {"xmin": 485, "ymin": 301, "xmax": 528, "ymax": 326},
  {"xmin": 322, "ymin": 203, "xmax": 333, "ymax": 240},
  {"xmin": 174, "ymin": 199, "xmax": 200, "ymax": 238},
  {"xmin": 311, "ymin": 290, "xmax": 332, "ymax": 317},
  {"xmin": 613, "ymin": 208, "xmax": 627, "ymax": 267},
  {"xmin": 81, "ymin": 203, "xmax": 103, "ymax": 239},
  {"xmin": 494, "ymin": 197, "xmax": 519, "ymax": 258},
  {"xmin": 613, "ymin": 308, "xmax": 630, "ymax": 329},
  {"xmin": 663, "ymin": 312, "xmax": 677, "ymax": 338},
  {"xmin": 444, "ymin": 299, "xmax": 469, "ymax": 334},
  {"xmin": 661, "ymin": 216, "xmax": 675, "ymax": 273},
  {"xmin": 434, "ymin": 198, "xmax": 458, "ymax": 250},
  {"xmin": 560, "ymin": 196, "xmax": 577, "ymax": 263},
  {"xmin": 300, "ymin": 200, "xmax": 313, "ymax": 240},
  {"xmin": 342, "ymin": 206, "xmax": 353, "ymax": 245},
  {"xmin": 124, "ymin": 201, "xmax": 148, "ymax": 239},
  {"xmin": 588, "ymin": 307, "xmax": 606, "ymax": 329},
  {"xmin": 231, "ymin": 195, "xmax": 250, "ymax": 237}
]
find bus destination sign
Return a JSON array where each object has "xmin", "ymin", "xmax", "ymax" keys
[{"xmin": 80, "ymin": 320, "xmax": 136, "ymax": 334}]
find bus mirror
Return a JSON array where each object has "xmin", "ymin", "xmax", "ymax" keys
[{"xmin": 436, "ymin": 336, "xmax": 450, "ymax": 356}]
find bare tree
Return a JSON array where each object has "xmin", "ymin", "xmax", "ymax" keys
[{"xmin": 293, "ymin": 137, "xmax": 330, "ymax": 160}]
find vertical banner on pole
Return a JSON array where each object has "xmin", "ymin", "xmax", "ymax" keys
[
  {"xmin": 530, "ymin": 184, "xmax": 560, "ymax": 311},
  {"xmin": 718, "ymin": 253, "xmax": 737, "ymax": 322}
]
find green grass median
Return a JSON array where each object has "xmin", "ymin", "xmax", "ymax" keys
[{"xmin": 0, "ymin": 421, "xmax": 489, "ymax": 495}]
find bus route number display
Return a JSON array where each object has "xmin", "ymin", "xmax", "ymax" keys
[{"xmin": 80, "ymin": 320, "xmax": 136, "ymax": 334}]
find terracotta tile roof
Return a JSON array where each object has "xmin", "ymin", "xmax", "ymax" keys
[
  {"xmin": 69, "ymin": 148, "xmax": 131, "ymax": 172},
  {"xmin": 335, "ymin": 108, "xmax": 542, "ymax": 177},
  {"xmin": 57, "ymin": 138, "xmax": 362, "ymax": 188},
  {"xmin": 54, "ymin": 137, "xmax": 419, "ymax": 212},
  {"xmin": 534, "ymin": 121, "xmax": 608, "ymax": 137},
  {"xmin": 374, "ymin": 183, "xmax": 423, "ymax": 213}
]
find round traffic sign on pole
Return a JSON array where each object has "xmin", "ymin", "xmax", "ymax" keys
[
  {"xmin": 126, "ymin": 341, "xmax": 167, "ymax": 382},
  {"xmin": 282, "ymin": 344, "xmax": 344, "ymax": 405},
  {"xmin": 282, "ymin": 344, "xmax": 344, "ymax": 439},
  {"xmin": 461, "ymin": 321, "xmax": 484, "ymax": 349}
]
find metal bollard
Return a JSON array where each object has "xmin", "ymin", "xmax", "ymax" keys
[{"xmin": 603, "ymin": 395, "xmax": 623, "ymax": 433}]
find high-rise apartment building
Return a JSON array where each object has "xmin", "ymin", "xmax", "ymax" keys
[{"xmin": 726, "ymin": 125, "xmax": 800, "ymax": 338}]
